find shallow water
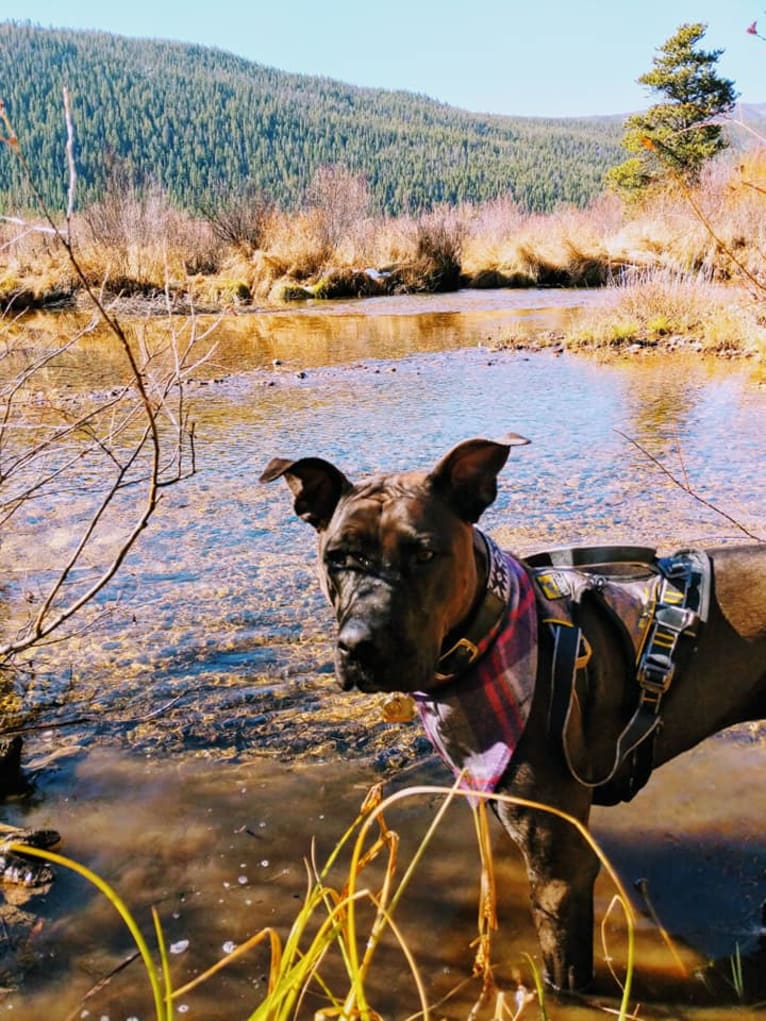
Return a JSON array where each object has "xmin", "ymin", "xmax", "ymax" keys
[{"xmin": 2, "ymin": 290, "xmax": 766, "ymax": 1018}]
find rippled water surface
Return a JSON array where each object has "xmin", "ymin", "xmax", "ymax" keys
[{"xmin": 2, "ymin": 291, "xmax": 765, "ymax": 1019}]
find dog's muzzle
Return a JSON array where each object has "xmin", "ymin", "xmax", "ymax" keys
[{"xmin": 335, "ymin": 616, "xmax": 433, "ymax": 693}]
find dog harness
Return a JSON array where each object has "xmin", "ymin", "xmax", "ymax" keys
[
  {"xmin": 530, "ymin": 545, "xmax": 710, "ymax": 802},
  {"xmin": 409, "ymin": 534, "xmax": 710, "ymax": 804},
  {"xmin": 413, "ymin": 532, "xmax": 538, "ymax": 793}
]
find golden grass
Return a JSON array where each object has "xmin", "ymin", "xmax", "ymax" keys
[
  {"xmin": 10, "ymin": 781, "xmax": 645, "ymax": 1021},
  {"xmin": 2, "ymin": 149, "xmax": 766, "ymax": 332},
  {"xmin": 565, "ymin": 268, "xmax": 766, "ymax": 356}
]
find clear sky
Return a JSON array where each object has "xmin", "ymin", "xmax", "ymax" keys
[{"xmin": 4, "ymin": 0, "xmax": 764, "ymax": 118}]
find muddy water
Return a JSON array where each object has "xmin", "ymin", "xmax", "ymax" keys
[{"xmin": 2, "ymin": 290, "xmax": 766, "ymax": 1019}]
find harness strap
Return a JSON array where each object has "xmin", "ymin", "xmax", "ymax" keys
[
  {"xmin": 547, "ymin": 620, "xmax": 661, "ymax": 793},
  {"xmin": 527, "ymin": 544, "xmax": 657, "ymax": 571},
  {"xmin": 616, "ymin": 550, "xmax": 710, "ymax": 801}
]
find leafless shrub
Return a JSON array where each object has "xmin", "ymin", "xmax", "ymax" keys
[
  {"xmin": 199, "ymin": 181, "xmax": 273, "ymax": 251},
  {"xmin": 81, "ymin": 162, "xmax": 167, "ymax": 250},
  {"xmin": 465, "ymin": 195, "xmax": 526, "ymax": 246},
  {"xmin": 306, "ymin": 164, "xmax": 373, "ymax": 254},
  {"xmin": 78, "ymin": 162, "xmax": 222, "ymax": 284},
  {"xmin": 0, "ymin": 92, "xmax": 205, "ymax": 669}
]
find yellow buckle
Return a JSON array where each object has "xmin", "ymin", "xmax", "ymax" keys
[
  {"xmin": 435, "ymin": 637, "xmax": 479, "ymax": 679},
  {"xmin": 576, "ymin": 635, "xmax": 592, "ymax": 671},
  {"xmin": 537, "ymin": 572, "xmax": 565, "ymax": 600}
]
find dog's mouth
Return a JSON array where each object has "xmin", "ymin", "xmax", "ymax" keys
[{"xmin": 334, "ymin": 643, "xmax": 433, "ymax": 694}]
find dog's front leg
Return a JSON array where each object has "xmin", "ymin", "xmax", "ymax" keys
[{"xmin": 495, "ymin": 766, "xmax": 598, "ymax": 992}]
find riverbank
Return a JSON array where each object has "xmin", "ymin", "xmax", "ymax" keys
[{"xmin": 3, "ymin": 149, "xmax": 765, "ymax": 344}]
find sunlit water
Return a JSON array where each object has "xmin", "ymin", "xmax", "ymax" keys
[{"xmin": 2, "ymin": 291, "xmax": 765, "ymax": 1019}]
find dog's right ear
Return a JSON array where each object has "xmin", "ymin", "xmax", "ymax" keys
[{"xmin": 260, "ymin": 456, "xmax": 352, "ymax": 530}]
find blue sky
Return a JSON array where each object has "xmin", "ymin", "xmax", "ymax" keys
[{"xmin": 5, "ymin": 0, "xmax": 764, "ymax": 117}]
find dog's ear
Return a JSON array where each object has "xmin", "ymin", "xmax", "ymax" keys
[
  {"xmin": 260, "ymin": 456, "xmax": 352, "ymax": 530},
  {"xmin": 428, "ymin": 434, "xmax": 529, "ymax": 522}
]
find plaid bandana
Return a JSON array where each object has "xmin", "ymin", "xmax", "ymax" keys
[{"xmin": 414, "ymin": 533, "xmax": 538, "ymax": 794}]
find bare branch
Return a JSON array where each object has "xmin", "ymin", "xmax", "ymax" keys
[
  {"xmin": 615, "ymin": 429, "xmax": 765, "ymax": 542},
  {"xmin": 63, "ymin": 86, "xmax": 76, "ymax": 243},
  {"xmin": 0, "ymin": 91, "xmax": 200, "ymax": 666}
]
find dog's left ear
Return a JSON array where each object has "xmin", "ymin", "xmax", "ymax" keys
[
  {"xmin": 260, "ymin": 456, "xmax": 352, "ymax": 530},
  {"xmin": 428, "ymin": 434, "xmax": 529, "ymax": 522}
]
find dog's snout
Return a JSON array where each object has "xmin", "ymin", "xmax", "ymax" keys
[
  {"xmin": 338, "ymin": 622, "xmax": 380, "ymax": 669},
  {"xmin": 336, "ymin": 620, "xmax": 387, "ymax": 690}
]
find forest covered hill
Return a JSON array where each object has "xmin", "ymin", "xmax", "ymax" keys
[
  {"xmin": 0, "ymin": 21, "xmax": 627, "ymax": 215},
  {"xmin": 1, "ymin": 22, "xmax": 763, "ymax": 218}
]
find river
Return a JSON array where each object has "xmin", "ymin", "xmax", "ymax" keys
[{"xmin": 1, "ymin": 289, "xmax": 765, "ymax": 1020}]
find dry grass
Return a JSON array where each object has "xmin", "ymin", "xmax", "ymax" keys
[
  {"xmin": 462, "ymin": 193, "xmax": 625, "ymax": 287},
  {"xmin": 2, "ymin": 149, "xmax": 766, "ymax": 339},
  {"xmin": 565, "ymin": 267, "xmax": 766, "ymax": 355},
  {"xmin": 9, "ymin": 782, "xmax": 646, "ymax": 1021}
]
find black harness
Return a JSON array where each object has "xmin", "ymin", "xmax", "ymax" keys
[{"xmin": 525, "ymin": 545, "xmax": 711, "ymax": 804}]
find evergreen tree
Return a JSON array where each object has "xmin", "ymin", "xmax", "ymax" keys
[{"xmin": 607, "ymin": 22, "xmax": 738, "ymax": 194}]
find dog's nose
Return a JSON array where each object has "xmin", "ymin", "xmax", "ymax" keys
[{"xmin": 337, "ymin": 621, "xmax": 380, "ymax": 671}]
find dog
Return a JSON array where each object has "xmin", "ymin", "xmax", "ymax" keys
[{"xmin": 261, "ymin": 435, "xmax": 766, "ymax": 992}]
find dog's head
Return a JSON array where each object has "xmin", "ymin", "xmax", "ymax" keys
[{"xmin": 260, "ymin": 435, "xmax": 529, "ymax": 693}]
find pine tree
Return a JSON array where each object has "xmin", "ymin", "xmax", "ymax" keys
[{"xmin": 607, "ymin": 22, "xmax": 738, "ymax": 194}]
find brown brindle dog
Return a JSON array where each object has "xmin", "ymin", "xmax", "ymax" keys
[{"xmin": 261, "ymin": 435, "xmax": 766, "ymax": 992}]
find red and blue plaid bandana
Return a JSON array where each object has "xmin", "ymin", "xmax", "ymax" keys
[{"xmin": 414, "ymin": 532, "xmax": 538, "ymax": 794}]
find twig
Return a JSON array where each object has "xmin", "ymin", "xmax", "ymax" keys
[
  {"xmin": 1, "ymin": 693, "xmax": 188, "ymax": 738},
  {"xmin": 634, "ymin": 877, "xmax": 688, "ymax": 978},
  {"xmin": 671, "ymin": 428, "xmax": 691, "ymax": 492},
  {"xmin": 615, "ymin": 429, "xmax": 765, "ymax": 542},
  {"xmin": 63, "ymin": 86, "xmax": 76, "ymax": 244},
  {"xmin": 63, "ymin": 950, "xmax": 140, "ymax": 1021},
  {"xmin": 0, "ymin": 92, "xmax": 199, "ymax": 663}
]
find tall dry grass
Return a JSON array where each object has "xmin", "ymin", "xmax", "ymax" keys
[
  {"xmin": 8, "ymin": 781, "xmax": 649, "ymax": 1021},
  {"xmin": 565, "ymin": 267, "xmax": 766, "ymax": 354},
  {"xmin": 2, "ymin": 150, "xmax": 765, "ymax": 341}
]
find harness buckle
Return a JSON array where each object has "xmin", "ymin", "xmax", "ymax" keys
[
  {"xmin": 637, "ymin": 658, "xmax": 676, "ymax": 704},
  {"xmin": 450, "ymin": 636, "xmax": 480, "ymax": 661},
  {"xmin": 654, "ymin": 603, "xmax": 697, "ymax": 633},
  {"xmin": 536, "ymin": 571, "xmax": 569, "ymax": 600}
]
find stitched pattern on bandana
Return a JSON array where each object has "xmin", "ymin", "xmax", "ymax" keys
[{"xmin": 414, "ymin": 537, "xmax": 538, "ymax": 794}]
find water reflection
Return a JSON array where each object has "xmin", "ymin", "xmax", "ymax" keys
[{"xmin": 17, "ymin": 287, "xmax": 594, "ymax": 390}]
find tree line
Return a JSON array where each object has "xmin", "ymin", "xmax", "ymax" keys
[{"xmin": 0, "ymin": 21, "xmax": 625, "ymax": 216}]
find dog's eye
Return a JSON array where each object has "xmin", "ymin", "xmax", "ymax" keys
[
  {"xmin": 325, "ymin": 548, "xmax": 373, "ymax": 572},
  {"xmin": 325, "ymin": 548, "xmax": 350, "ymax": 570},
  {"xmin": 414, "ymin": 547, "xmax": 436, "ymax": 564}
]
